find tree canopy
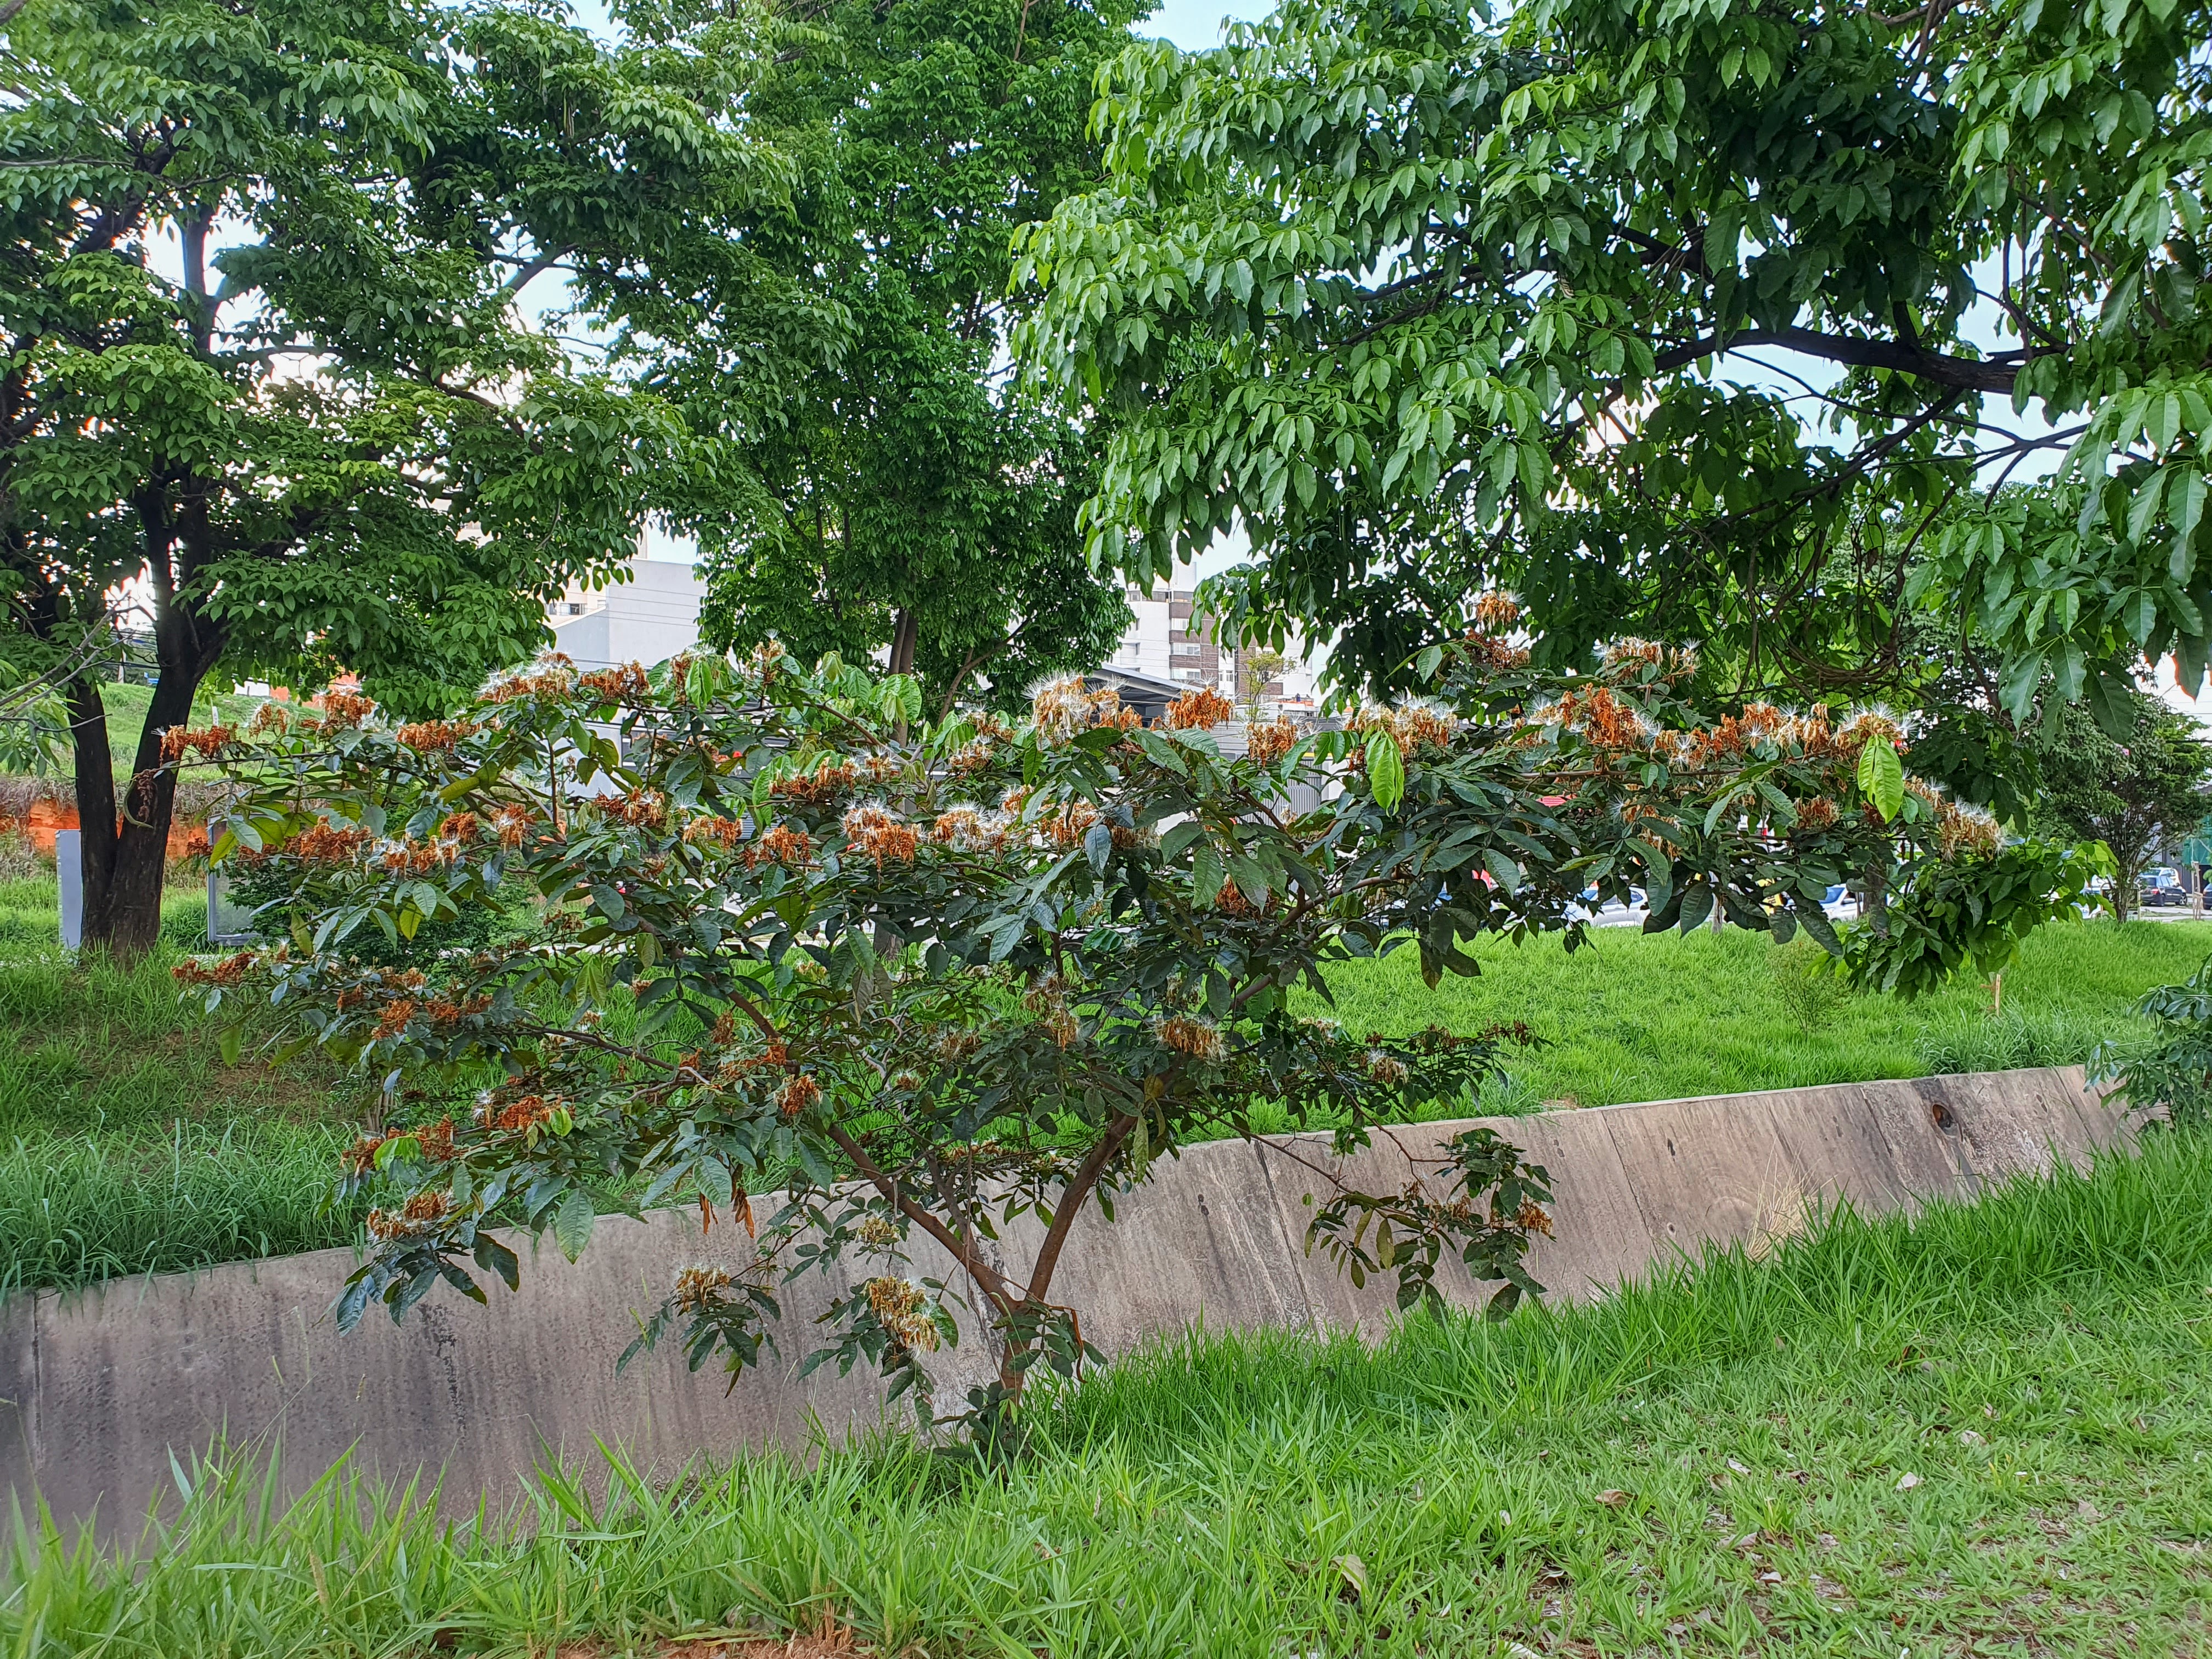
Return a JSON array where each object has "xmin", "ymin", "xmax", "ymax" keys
[
  {"xmin": 0, "ymin": 0, "xmax": 797, "ymax": 949},
  {"xmin": 1015, "ymin": 0, "xmax": 2212, "ymax": 725},
  {"xmin": 190, "ymin": 620, "xmax": 2091, "ymax": 1434},
  {"xmin": 654, "ymin": 0, "xmax": 1143, "ymax": 716},
  {"xmin": 2030, "ymin": 689, "xmax": 2212, "ymax": 920}
]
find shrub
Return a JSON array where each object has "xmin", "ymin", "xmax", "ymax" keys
[
  {"xmin": 1773, "ymin": 935, "xmax": 1853, "ymax": 1030},
  {"xmin": 2091, "ymin": 955, "xmax": 2212, "ymax": 1125},
  {"xmin": 189, "ymin": 638, "xmax": 2084, "ymax": 1441}
]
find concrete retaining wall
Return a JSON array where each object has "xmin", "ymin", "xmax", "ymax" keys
[{"xmin": 0, "ymin": 1065, "xmax": 2131, "ymax": 1532}]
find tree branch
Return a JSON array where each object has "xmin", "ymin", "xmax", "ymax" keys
[{"xmin": 1650, "ymin": 325, "xmax": 2030, "ymax": 392}]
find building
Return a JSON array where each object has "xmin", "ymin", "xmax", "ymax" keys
[
  {"xmin": 548, "ymin": 555, "xmax": 707, "ymax": 670},
  {"xmin": 1103, "ymin": 587, "xmax": 1320, "ymax": 719}
]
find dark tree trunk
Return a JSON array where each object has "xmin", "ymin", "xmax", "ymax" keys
[
  {"xmin": 888, "ymin": 608, "xmax": 918, "ymax": 678},
  {"xmin": 74, "ymin": 603, "xmax": 219, "ymax": 958}
]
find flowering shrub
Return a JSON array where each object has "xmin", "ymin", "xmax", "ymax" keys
[{"xmin": 184, "ymin": 633, "xmax": 2085, "ymax": 1438}]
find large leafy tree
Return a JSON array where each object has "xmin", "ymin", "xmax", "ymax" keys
[
  {"xmin": 1015, "ymin": 0, "xmax": 2212, "ymax": 725},
  {"xmin": 2029, "ymin": 690, "xmax": 2211, "ymax": 921},
  {"xmin": 0, "ymin": 0, "xmax": 798, "ymax": 952},
  {"xmin": 189, "ymin": 630, "xmax": 2092, "ymax": 1434},
  {"xmin": 653, "ymin": 0, "xmax": 1141, "ymax": 716}
]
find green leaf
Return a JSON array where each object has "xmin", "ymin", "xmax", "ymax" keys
[
  {"xmin": 1857, "ymin": 738, "xmax": 1905, "ymax": 822},
  {"xmin": 553, "ymin": 1187, "xmax": 596, "ymax": 1262},
  {"xmin": 1191, "ymin": 837, "xmax": 1225, "ymax": 906},
  {"xmin": 1365, "ymin": 730, "xmax": 1406, "ymax": 812}
]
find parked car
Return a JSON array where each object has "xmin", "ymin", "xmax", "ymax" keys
[{"xmin": 2141, "ymin": 868, "xmax": 2192, "ymax": 908}]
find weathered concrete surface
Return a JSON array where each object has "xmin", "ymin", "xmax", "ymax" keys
[{"xmin": 0, "ymin": 1065, "xmax": 2135, "ymax": 1532}]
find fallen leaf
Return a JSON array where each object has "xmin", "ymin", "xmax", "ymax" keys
[
  {"xmin": 1895, "ymin": 1472, "xmax": 1921, "ymax": 1491},
  {"xmin": 1727, "ymin": 1458, "xmax": 1751, "ymax": 1475},
  {"xmin": 1596, "ymin": 1489, "xmax": 1632, "ymax": 1508},
  {"xmin": 1331, "ymin": 1554, "xmax": 1367, "ymax": 1601},
  {"xmin": 1958, "ymin": 1429, "xmax": 1986, "ymax": 1448},
  {"xmin": 1758, "ymin": 1571, "xmax": 1784, "ymax": 1584}
]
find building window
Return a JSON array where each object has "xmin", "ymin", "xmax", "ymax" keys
[{"xmin": 1171, "ymin": 641, "xmax": 1203, "ymax": 656}]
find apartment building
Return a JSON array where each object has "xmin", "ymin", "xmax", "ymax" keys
[
  {"xmin": 1104, "ymin": 587, "xmax": 1318, "ymax": 717},
  {"xmin": 548, "ymin": 555, "xmax": 707, "ymax": 669}
]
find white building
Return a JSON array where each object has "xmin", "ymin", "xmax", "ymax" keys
[
  {"xmin": 548, "ymin": 554, "xmax": 707, "ymax": 670},
  {"xmin": 1104, "ymin": 587, "xmax": 1322, "ymax": 716}
]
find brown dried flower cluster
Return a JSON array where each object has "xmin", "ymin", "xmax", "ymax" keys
[
  {"xmin": 395, "ymin": 719, "xmax": 478, "ymax": 753},
  {"xmin": 379, "ymin": 838, "xmax": 454, "ymax": 875},
  {"xmin": 929, "ymin": 806, "xmax": 1014, "ymax": 855},
  {"xmin": 288, "ymin": 822, "xmax": 372, "ymax": 865},
  {"xmin": 1363, "ymin": 1049, "xmax": 1409, "ymax": 1087},
  {"xmin": 745, "ymin": 823, "xmax": 812, "ymax": 870},
  {"xmin": 1042, "ymin": 799, "xmax": 1099, "ymax": 849},
  {"xmin": 673, "ymin": 1263, "xmax": 735, "ymax": 1314},
  {"xmin": 774, "ymin": 761, "xmax": 858, "ymax": 806},
  {"xmin": 1165, "ymin": 685, "xmax": 1235, "ymax": 730},
  {"xmin": 316, "ymin": 690, "xmax": 377, "ymax": 727},
  {"xmin": 1471, "ymin": 592, "xmax": 1523, "ymax": 634},
  {"xmin": 843, "ymin": 805, "xmax": 920, "ymax": 868},
  {"xmin": 1932, "ymin": 794, "xmax": 2000, "ymax": 860},
  {"xmin": 483, "ymin": 659, "xmax": 578, "ymax": 704},
  {"xmin": 1459, "ymin": 634, "xmax": 1533, "ymax": 674},
  {"xmin": 861, "ymin": 1276, "xmax": 940, "ymax": 1352},
  {"xmin": 366, "ymin": 1189, "xmax": 451, "ymax": 1242},
  {"xmin": 1032, "ymin": 677, "xmax": 1142, "ymax": 743},
  {"xmin": 579, "ymin": 663, "xmax": 650, "ymax": 701},
  {"xmin": 614, "ymin": 789, "xmax": 667, "ymax": 830},
  {"xmin": 947, "ymin": 714, "xmax": 1015, "ymax": 775},
  {"xmin": 477, "ymin": 1092, "xmax": 559, "ymax": 1133},
  {"xmin": 1216, "ymin": 881, "xmax": 1274, "ymax": 918},
  {"xmin": 1246, "ymin": 719, "xmax": 1299, "ymax": 766},
  {"xmin": 173, "ymin": 950, "xmax": 259, "ymax": 988},
  {"xmin": 1349, "ymin": 705, "xmax": 1458, "ymax": 757},
  {"xmin": 856, "ymin": 1214, "xmax": 901, "ymax": 1249},
  {"xmin": 161, "ymin": 724, "xmax": 236, "ymax": 763},
  {"xmin": 684, "ymin": 815, "xmax": 745, "ymax": 849},
  {"xmin": 494, "ymin": 804, "xmax": 538, "ymax": 848},
  {"xmin": 1158, "ymin": 1014, "xmax": 1227, "ymax": 1062},
  {"xmin": 1788, "ymin": 795, "xmax": 1841, "ymax": 835},
  {"xmin": 1597, "ymin": 638, "xmax": 1699, "ymax": 685},
  {"xmin": 776, "ymin": 1074, "xmax": 821, "ymax": 1120},
  {"xmin": 1511, "ymin": 1198, "xmax": 1555, "ymax": 1237},
  {"xmin": 342, "ymin": 1119, "xmax": 458, "ymax": 1177},
  {"xmin": 1550, "ymin": 685, "xmax": 1647, "ymax": 751}
]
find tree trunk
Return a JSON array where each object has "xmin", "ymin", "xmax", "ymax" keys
[
  {"xmin": 888, "ymin": 608, "xmax": 918, "ymax": 678},
  {"xmin": 73, "ymin": 614, "xmax": 216, "ymax": 958}
]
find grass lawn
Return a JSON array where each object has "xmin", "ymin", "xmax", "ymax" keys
[
  {"xmin": 0, "ymin": 878, "xmax": 365, "ymax": 1290},
  {"xmin": 0, "ymin": 877, "xmax": 2209, "ymax": 1290},
  {"xmin": 1304, "ymin": 916, "xmax": 2212, "ymax": 1118},
  {"xmin": 13, "ymin": 1130, "xmax": 2212, "ymax": 1656}
]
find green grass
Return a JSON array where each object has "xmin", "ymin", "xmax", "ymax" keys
[
  {"xmin": 0, "ymin": 877, "xmax": 2207, "ymax": 1289},
  {"xmin": 0, "ymin": 893, "xmax": 366, "ymax": 1290},
  {"xmin": 12, "ymin": 1131, "xmax": 2212, "ymax": 1656},
  {"xmin": 1299, "ymin": 916, "xmax": 2212, "ymax": 1118}
]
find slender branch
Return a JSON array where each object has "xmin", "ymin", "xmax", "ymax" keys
[
  {"xmin": 822, "ymin": 1119, "xmax": 1023, "ymax": 1306},
  {"xmin": 1020, "ymin": 1110, "xmax": 1140, "ymax": 1306},
  {"xmin": 1650, "ymin": 325, "xmax": 2030, "ymax": 392}
]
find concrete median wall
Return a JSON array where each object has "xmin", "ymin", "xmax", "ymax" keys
[{"xmin": 0, "ymin": 1065, "xmax": 2135, "ymax": 1533}]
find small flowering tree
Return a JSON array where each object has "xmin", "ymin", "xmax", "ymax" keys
[{"xmin": 183, "ymin": 617, "xmax": 2090, "ymax": 1434}]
